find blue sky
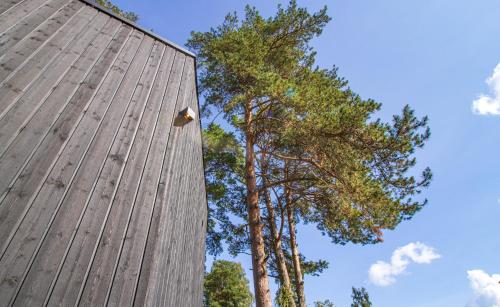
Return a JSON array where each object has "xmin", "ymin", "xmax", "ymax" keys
[{"xmin": 112, "ymin": 0, "xmax": 500, "ymax": 306}]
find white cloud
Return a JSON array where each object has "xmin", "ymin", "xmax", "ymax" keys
[
  {"xmin": 368, "ymin": 242, "xmax": 441, "ymax": 286},
  {"xmin": 466, "ymin": 270, "xmax": 500, "ymax": 307},
  {"xmin": 472, "ymin": 63, "xmax": 500, "ymax": 115}
]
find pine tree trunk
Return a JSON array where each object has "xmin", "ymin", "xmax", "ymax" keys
[
  {"xmin": 245, "ymin": 102, "xmax": 272, "ymax": 307},
  {"xmin": 284, "ymin": 167, "xmax": 306, "ymax": 307},
  {"xmin": 264, "ymin": 188, "xmax": 296, "ymax": 307},
  {"xmin": 262, "ymin": 157, "xmax": 295, "ymax": 307}
]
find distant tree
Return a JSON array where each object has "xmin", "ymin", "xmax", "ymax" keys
[
  {"xmin": 351, "ymin": 287, "xmax": 372, "ymax": 307},
  {"xmin": 204, "ymin": 260, "xmax": 253, "ymax": 307},
  {"xmin": 95, "ymin": 0, "xmax": 139, "ymax": 22},
  {"xmin": 314, "ymin": 299, "xmax": 335, "ymax": 307}
]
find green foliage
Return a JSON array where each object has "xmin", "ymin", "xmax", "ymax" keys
[
  {"xmin": 275, "ymin": 286, "xmax": 296, "ymax": 307},
  {"xmin": 314, "ymin": 300, "xmax": 335, "ymax": 307},
  {"xmin": 192, "ymin": 0, "xmax": 431, "ymax": 303},
  {"xmin": 267, "ymin": 234, "xmax": 329, "ymax": 282},
  {"xmin": 95, "ymin": 0, "xmax": 138, "ymax": 22},
  {"xmin": 351, "ymin": 287, "xmax": 372, "ymax": 307},
  {"xmin": 202, "ymin": 124, "xmax": 247, "ymax": 257},
  {"xmin": 190, "ymin": 0, "xmax": 431, "ymax": 249},
  {"xmin": 203, "ymin": 124, "xmax": 330, "ymax": 283},
  {"xmin": 301, "ymin": 256, "xmax": 329, "ymax": 277},
  {"xmin": 259, "ymin": 63, "xmax": 432, "ymax": 244},
  {"xmin": 260, "ymin": 68, "xmax": 432, "ymax": 245},
  {"xmin": 190, "ymin": 0, "xmax": 331, "ymax": 259},
  {"xmin": 187, "ymin": 0, "xmax": 330, "ymax": 123},
  {"xmin": 204, "ymin": 260, "xmax": 253, "ymax": 307}
]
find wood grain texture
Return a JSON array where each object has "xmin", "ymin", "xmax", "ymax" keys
[
  {"xmin": 82, "ymin": 45, "xmax": 176, "ymax": 307},
  {"xmin": 0, "ymin": 0, "xmax": 51, "ymax": 35},
  {"xmin": 0, "ymin": 0, "xmax": 71, "ymax": 57},
  {"xmin": 0, "ymin": 0, "xmax": 28, "ymax": 16},
  {"xmin": 0, "ymin": 1, "xmax": 206, "ymax": 306},
  {"xmin": 0, "ymin": 6, "xmax": 99, "ymax": 121},
  {"xmin": 140, "ymin": 56, "xmax": 206, "ymax": 307},
  {"xmin": 0, "ymin": 0, "xmax": 84, "ymax": 83},
  {"xmin": 0, "ymin": 22, "xmax": 133, "ymax": 280},
  {"xmin": 0, "ymin": 14, "xmax": 114, "ymax": 244}
]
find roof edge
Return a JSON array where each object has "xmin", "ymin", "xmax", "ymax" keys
[{"xmin": 79, "ymin": 0, "xmax": 196, "ymax": 58}]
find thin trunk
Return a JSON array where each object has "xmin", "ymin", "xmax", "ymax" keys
[
  {"xmin": 262, "ymin": 157, "xmax": 295, "ymax": 307},
  {"xmin": 245, "ymin": 102, "xmax": 272, "ymax": 307},
  {"xmin": 285, "ymin": 165, "xmax": 306, "ymax": 307}
]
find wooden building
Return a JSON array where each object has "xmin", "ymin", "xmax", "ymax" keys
[{"xmin": 0, "ymin": 0, "xmax": 207, "ymax": 306}]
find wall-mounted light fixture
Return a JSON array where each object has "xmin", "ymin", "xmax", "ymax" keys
[
  {"xmin": 179, "ymin": 107, "xmax": 195, "ymax": 121},
  {"xmin": 174, "ymin": 107, "xmax": 196, "ymax": 126}
]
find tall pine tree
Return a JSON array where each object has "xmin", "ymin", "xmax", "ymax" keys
[
  {"xmin": 191, "ymin": 2, "xmax": 431, "ymax": 306},
  {"xmin": 189, "ymin": 3, "xmax": 330, "ymax": 305}
]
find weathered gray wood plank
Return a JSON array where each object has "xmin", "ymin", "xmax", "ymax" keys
[
  {"xmin": 7, "ymin": 33, "xmax": 151, "ymax": 307},
  {"xmin": 162, "ymin": 58, "xmax": 202, "ymax": 307},
  {"xmin": 0, "ymin": 20, "xmax": 130, "ymax": 234},
  {"xmin": 0, "ymin": 0, "xmax": 71, "ymax": 57},
  {"xmin": 0, "ymin": 17, "xmax": 118, "ymax": 255},
  {"xmin": 0, "ymin": 30, "xmax": 142, "ymax": 306},
  {"xmin": 0, "ymin": 0, "xmax": 50, "ymax": 35},
  {"xmin": 167, "ymin": 57, "xmax": 205, "ymax": 307},
  {"xmin": 186, "ymin": 77, "xmax": 208, "ymax": 307},
  {"xmin": 0, "ymin": 1, "xmax": 206, "ymax": 305},
  {"xmin": 77, "ymin": 44, "xmax": 175, "ymax": 307},
  {"xmin": 0, "ymin": 0, "xmax": 84, "ymax": 83},
  {"xmin": 0, "ymin": 13, "xmax": 110, "ymax": 198},
  {"xmin": 101, "ymin": 47, "xmax": 180, "ymax": 307},
  {"xmin": 0, "ymin": 23, "xmax": 132, "ymax": 271},
  {"xmin": 139, "ymin": 56, "xmax": 198, "ymax": 307},
  {"xmin": 166, "ymin": 68, "xmax": 206, "ymax": 307},
  {"xmin": 133, "ymin": 58, "xmax": 191, "ymax": 307},
  {"xmin": 46, "ymin": 39, "xmax": 161, "ymax": 307},
  {"xmin": 157, "ymin": 65, "xmax": 198, "ymax": 306},
  {"xmin": 0, "ymin": 6, "xmax": 98, "ymax": 121},
  {"xmin": 132, "ymin": 51, "xmax": 188, "ymax": 307},
  {"xmin": 75, "ymin": 42, "xmax": 169, "ymax": 307},
  {"xmin": 0, "ymin": 0, "xmax": 27, "ymax": 16},
  {"xmin": 0, "ymin": 18, "xmax": 125, "ymax": 307},
  {"xmin": 0, "ymin": 11, "xmax": 114, "ymax": 156}
]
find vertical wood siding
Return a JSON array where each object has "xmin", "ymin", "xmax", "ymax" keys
[{"xmin": 0, "ymin": 1, "xmax": 207, "ymax": 306}]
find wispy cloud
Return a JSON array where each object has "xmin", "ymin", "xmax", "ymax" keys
[
  {"xmin": 472, "ymin": 63, "xmax": 500, "ymax": 115},
  {"xmin": 466, "ymin": 270, "xmax": 500, "ymax": 307},
  {"xmin": 368, "ymin": 242, "xmax": 441, "ymax": 286}
]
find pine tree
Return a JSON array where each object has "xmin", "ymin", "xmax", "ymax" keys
[
  {"xmin": 189, "ymin": 3, "xmax": 330, "ymax": 305},
  {"xmin": 351, "ymin": 287, "xmax": 372, "ymax": 307},
  {"xmin": 191, "ymin": 2, "xmax": 431, "ymax": 306},
  {"xmin": 204, "ymin": 260, "xmax": 253, "ymax": 307}
]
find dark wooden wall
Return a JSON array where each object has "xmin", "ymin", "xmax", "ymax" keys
[{"xmin": 0, "ymin": 0, "xmax": 207, "ymax": 306}]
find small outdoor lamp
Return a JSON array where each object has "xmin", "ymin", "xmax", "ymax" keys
[
  {"xmin": 175, "ymin": 107, "xmax": 196, "ymax": 126},
  {"xmin": 180, "ymin": 107, "xmax": 196, "ymax": 121}
]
